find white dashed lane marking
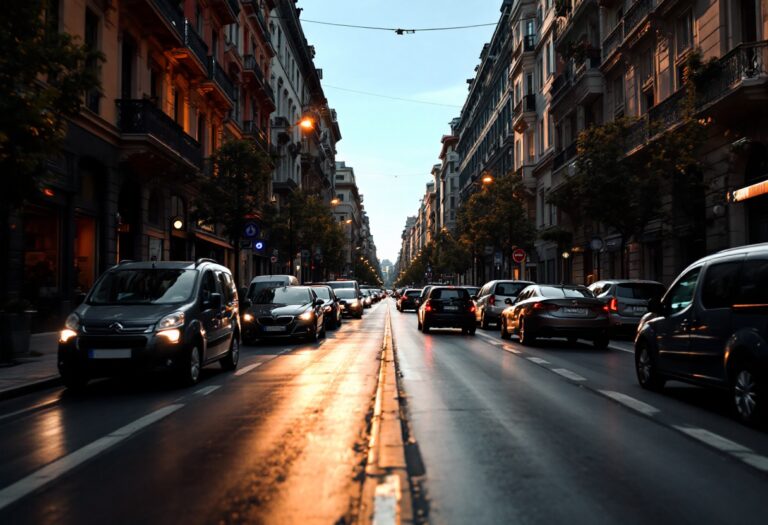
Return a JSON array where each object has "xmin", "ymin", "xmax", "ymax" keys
[
  {"xmin": 552, "ymin": 368, "xmax": 587, "ymax": 382},
  {"xmin": 674, "ymin": 425, "xmax": 768, "ymax": 473},
  {"xmin": 598, "ymin": 390, "xmax": 660, "ymax": 416},
  {"xmin": 194, "ymin": 385, "xmax": 220, "ymax": 396},
  {"xmin": 235, "ymin": 363, "xmax": 261, "ymax": 376},
  {"xmin": 527, "ymin": 357, "xmax": 550, "ymax": 365}
]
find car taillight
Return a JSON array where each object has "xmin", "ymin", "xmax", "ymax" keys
[
  {"xmin": 425, "ymin": 300, "xmax": 432, "ymax": 312},
  {"xmin": 469, "ymin": 304, "xmax": 476, "ymax": 313},
  {"xmin": 608, "ymin": 298, "xmax": 619, "ymax": 312},
  {"xmin": 489, "ymin": 296, "xmax": 496, "ymax": 306},
  {"xmin": 532, "ymin": 302, "xmax": 559, "ymax": 311}
]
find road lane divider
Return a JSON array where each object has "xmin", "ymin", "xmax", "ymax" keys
[
  {"xmin": 194, "ymin": 385, "xmax": 220, "ymax": 396},
  {"xmin": 235, "ymin": 363, "xmax": 261, "ymax": 376},
  {"xmin": 552, "ymin": 368, "xmax": 587, "ymax": 382},
  {"xmin": 598, "ymin": 390, "xmax": 660, "ymax": 416},
  {"xmin": 0, "ymin": 403, "xmax": 184, "ymax": 512},
  {"xmin": 527, "ymin": 357, "xmax": 550, "ymax": 365},
  {"xmin": 673, "ymin": 425, "xmax": 768, "ymax": 473},
  {"xmin": 502, "ymin": 345, "xmax": 521, "ymax": 354}
]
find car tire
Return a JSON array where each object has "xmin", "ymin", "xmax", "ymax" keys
[
  {"xmin": 480, "ymin": 311, "xmax": 490, "ymax": 330},
  {"xmin": 422, "ymin": 320, "xmax": 430, "ymax": 334},
  {"xmin": 593, "ymin": 336, "xmax": 609, "ymax": 350},
  {"xmin": 635, "ymin": 343, "xmax": 665, "ymax": 391},
  {"xmin": 465, "ymin": 326, "xmax": 476, "ymax": 336},
  {"xmin": 518, "ymin": 318, "xmax": 536, "ymax": 346},
  {"xmin": 500, "ymin": 318, "xmax": 511, "ymax": 340},
  {"xmin": 731, "ymin": 359, "xmax": 765, "ymax": 425},
  {"xmin": 417, "ymin": 317, "xmax": 422, "ymax": 330},
  {"xmin": 320, "ymin": 323, "xmax": 327, "ymax": 339},
  {"xmin": 220, "ymin": 336, "xmax": 239, "ymax": 371},
  {"xmin": 178, "ymin": 344, "xmax": 202, "ymax": 386}
]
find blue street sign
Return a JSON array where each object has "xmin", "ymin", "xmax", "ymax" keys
[
  {"xmin": 253, "ymin": 240, "xmax": 265, "ymax": 251},
  {"xmin": 243, "ymin": 222, "xmax": 259, "ymax": 239}
]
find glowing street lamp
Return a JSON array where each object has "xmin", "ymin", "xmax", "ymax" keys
[
  {"xmin": 482, "ymin": 173, "xmax": 494, "ymax": 185},
  {"xmin": 298, "ymin": 115, "xmax": 316, "ymax": 133},
  {"xmin": 330, "ymin": 198, "xmax": 340, "ymax": 206}
]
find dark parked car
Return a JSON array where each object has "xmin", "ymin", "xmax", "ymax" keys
[
  {"xmin": 635, "ymin": 243, "xmax": 768, "ymax": 424},
  {"xmin": 589, "ymin": 279, "xmax": 666, "ymax": 336},
  {"xmin": 240, "ymin": 286, "xmax": 325, "ymax": 343},
  {"xmin": 326, "ymin": 280, "xmax": 361, "ymax": 296},
  {"xmin": 499, "ymin": 284, "xmax": 609, "ymax": 348},
  {"xmin": 58, "ymin": 259, "xmax": 241, "ymax": 389},
  {"xmin": 335, "ymin": 288, "xmax": 364, "ymax": 319},
  {"xmin": 397, "ymin": 288, "xmax": 422, "ymax": 312},
  {"xmin": 417, "ymin": 287, "xmax": 477, "ymax": 335},
  {"xmin": 311, "ymin": 285, "xmax": 342, "ymax": 330}
]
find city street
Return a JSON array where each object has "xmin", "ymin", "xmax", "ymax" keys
[
  {"xmin": 0, "ymin": 303, "xmax": 388, "ymax": 525},
  {"xmin": 392, "ymin": 300, "xmax": 768, "ymax": 524}
]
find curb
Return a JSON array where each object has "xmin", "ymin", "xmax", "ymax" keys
[
  {"xmin": 0, "ymin": 376, "xmax": 61, "ymax": 402},
  {"xmin": 359, "ymin": 307, "xmax": 415, "ymax": 525}
]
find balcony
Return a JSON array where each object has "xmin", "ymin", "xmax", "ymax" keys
[
  {"xmin": 209, "ymin": 0, "xmax": 240, "ymax": 25},
  {"xmin": 524, "ymin": 34, "xmax": 537, "ymax": 52},
  {"xmin": 243, "ymin": 55, "xmax": 265, "ymax": 84},
  {"xmin": 170, "ymin": 19, "xmax": 208, "ymax": 77},
  {"xmin": 203, "ymin": 57, "xmax": 237, "ymax": 106},
  {"xmin": 602, "ymin": 21, "xmax": 624, "ymax": 66},
  {"xmin": 551, "ymin": 50, "xmax": 603, "ymax": 112},
  {"xmin": 116, "ymin": 99, "xmax": 202, "ymax": 168},
  {"xmin": 243, "ymin": 120, "xmax": 270, "ymax": 154},
  {"xmin": 121, "ymin": 0, "xmax": 183, "ymax": 46},
  {"xmin": 552, "ymin": 142, "xmax": 578, "ymax": 172},
  {"xmin": 272, "ymin": 177, "xmax": 298, "ymax": 194},
  {"xmin": 513, "ymin": 94, "xmax": 537, "ymax": 132},
  {"xmin": 624, "ymin": 0, "xmax": 654, "ymax": 40}
]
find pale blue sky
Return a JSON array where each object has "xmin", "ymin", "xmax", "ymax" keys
[{"xmin": 298, "ymin": 1, "xmax": 503, "ymax": 263}]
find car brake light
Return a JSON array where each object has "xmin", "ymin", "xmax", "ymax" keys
[
  {"xmin": 489, "ymin": 296, "xmax": 496, "ymax": 306},
  {"xmin": 608, "ymin": 298, "xmax": 618, "ymax": 312},
  {"xmin": 532, "ymin": 302, "xmax": 559, "ymax": 311},
  {"xmin": 425, "ymin": 300, "xmax": 432, "ymax": 312},
  {"xmin": 469, "ymin": 304, "xmax": 476, "ymax": 313}
]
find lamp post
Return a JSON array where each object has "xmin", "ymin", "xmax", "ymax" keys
[{"xmin": 561, "ymin": 251, "xmax": 571, "ymax": 285}]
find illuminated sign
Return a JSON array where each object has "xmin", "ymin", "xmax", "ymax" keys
[{"xmin": 730, "ymin": 179, "xmax": 768, "ymax": 202}]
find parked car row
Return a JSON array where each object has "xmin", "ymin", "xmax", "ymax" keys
[{"xmin": 57, "ymin": 262, "xmax": 372, "ymax": 391}]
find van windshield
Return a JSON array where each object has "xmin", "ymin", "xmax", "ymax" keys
[
  {"xmin": 252, "ymin": 287, "xmax": 312, "ymax": 305},
  {"xmin": 89, "ymin": 269, "xmax": 197, "ymax": 305}
]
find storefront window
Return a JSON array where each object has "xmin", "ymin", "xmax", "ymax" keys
[
  {"xmin": 23, "ymin": 210, "xmax": 59, "ymax": 301},
  {"xmin": 74, "ymin": 216, "xmax": 96, "ymax": 293}
]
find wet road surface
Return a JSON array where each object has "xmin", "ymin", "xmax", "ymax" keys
[{"xmin": 0, "ymin": 302, "xmax": 388, "ymax": 525}]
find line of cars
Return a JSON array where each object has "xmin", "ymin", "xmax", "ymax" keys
[
  {"xmin": 57, "ymin": 261, "xmax": 373, "ymax": 390},
  {"xmin": 397, "ymin": 242, "xmax": 768, "ymax": 424}
]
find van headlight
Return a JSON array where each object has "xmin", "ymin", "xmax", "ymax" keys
[
  {"xmin": 242, "ymin": 312, "xmax": 254, "ymax": 322},
  {"xmin": 60, "ymin": 313, "xmax": 80, "ymax": 343},
  {"xmin": 157, "ymin": 312, "xmax": 185, "ymax": 330},
  {"xmin": 298, "ymin": 310, "xmax": 314, "ymax": 321}
]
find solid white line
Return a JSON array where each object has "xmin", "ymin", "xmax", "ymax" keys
[
  {"xmin": 0, "ymin": 403, "xmax": 183, "ymax": 511},
  {"xmin": 599, "ymin": 390, "xmax": 660, "ymax": 416},
  {"xmin": 0, "ymin": 399, "xmax": 60, "ymax": 423},
  {"xmin": 527, "ymin": 357, "xmax": 550, "ymax": 365},
  {"xmin": 489, "ymin": 341, "xmax": 503, "ymax": 346},
  {"xmin": 609, "ymin": 344, "xmax": 634, "ymax": 354},
  {"xmin": 502, "ymin": 345, "xmax": 521, "ymax": 354},
  {"xmin": 194, "ymin": 385, "xmax": 220, "ymax": 396},
  {"xmin": 552, "ymin": 368, "xmax": 587, "ymax": 382},
  {"xmin": 234, "ymin": 363, "xmax": 261, "ymax": 376}
]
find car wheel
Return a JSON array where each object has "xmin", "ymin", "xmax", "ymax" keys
[
  {"xmin": 466, "ymin": 326, "xmax": 476, "ymax": 336},
  {"xmin": 179, "ymin": 344, "xmax": 202, "ymax": 386},
  {"xmin": 732, "ymin": 360, "xmax": 764, "ymax": 425},
  {"xmin": 635, "ymin": 343, "xmax": 665, "ymax": 391},
  {"xmin": 500, "ymin": 318, "xmax": 511, "ymax": 340},
  {"xmin": 480, "ymin": 311, "xmax": 490, "ymax": 330},
  {"xmin": 518, "ymin": 318, "xmax": 536, "ymax": 346},
  {"xmin": 593, "ymin": 336, "xmax": 609, "ymax": 350},
  {"xmin": 422, "ymin": 320, "xmax": 430, "ymax": 334},
  {"xmin": 220, "ymin": 336, "xmax": 239, "ymax": 371},
  {"xmin": 320, "ymin": 322, "xmax": 327, "ymax": 339}
]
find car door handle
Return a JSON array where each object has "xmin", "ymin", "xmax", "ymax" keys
[{"xmin": 679, "ymin": 320, "xmax": 691, "ymax": 331}]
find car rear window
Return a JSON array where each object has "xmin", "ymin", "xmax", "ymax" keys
[
  {"xmin": 405, "ymin": 290, "xmax": 422, "ymax": 298},
  {"xmin": 616, "ymin": 283, "xmax": 666, "ymax": 300},
  {"xmin": 539, "ymin": 286, "xmax": 592, "ymax": 298},
  {"xmin": 248, "ymin": 281, "xmax": 286, "ymax": 299},
  {"xmin": 431, "ymin": 289, "xmax": 469, "ymax": 300},
  {"xmin": 495, "ymin": 283, "xmax": 528, "ymax": 296}
]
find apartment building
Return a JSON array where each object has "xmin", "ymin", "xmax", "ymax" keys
[
  {"xmin": 333, "ymin": 161, "xmax": 363, "ymax": 276},
  {"xmin": 437, "ymin": 119, "xmax": 462, "ymax": 233}
]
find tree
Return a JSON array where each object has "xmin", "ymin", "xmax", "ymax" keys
[
  {"xmin": 193, "ymin": 139, "xmax": 272, "ymax": 286},
  {"xmin": 548, "ymin": 51, "xmax": 709, "ymax": 277},
  {"xmin": 0, "ymin": 0, "xmax": 102, "ymax": 297}
]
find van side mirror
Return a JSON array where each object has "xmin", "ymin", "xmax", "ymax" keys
[
  {"xmin": 504, "ymin": 298, "xmax": 513, "ymax": 305},
  {"xmin": 208, "ymin": 293, "xmax": 222, "ymax": 310},
  {"xmin": 315, "ymin": 298, "xmax": 325, "ymax": 307},
  {"xmin": 647, "ymin": 297, "xmax": 663, "ymax": 314}
]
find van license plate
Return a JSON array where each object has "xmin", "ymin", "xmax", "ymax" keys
[{"xmin": 89, "ymin": 349, "xmax": 132, "ymax": 359}]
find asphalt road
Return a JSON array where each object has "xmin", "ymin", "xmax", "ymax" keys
[
  {"xmin": 392, "ymin": 300, "xmax": 768, "ymax": 525},
  {"xmin": 0, "ymin": 302, "xmax": 388, "ymax": 525}
]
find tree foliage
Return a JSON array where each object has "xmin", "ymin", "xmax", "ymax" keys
[
  {"xmin": 0, "ymin": 0, "xmax": 103, "ymax": 208},
  {"xmin": 193, "ymin": 139, "xmax": 272, "ymax": 284}
]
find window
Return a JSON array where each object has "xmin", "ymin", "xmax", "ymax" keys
[
  {"xmin": 196, "ymin": 2, "xmax": 203, "ymax": 34},
  {"xmin": 200, "ymin": 271, "xmax": 217, "ymax": 305},
  {"xmin": 336, "ymin": 193, "xmax": 344, "ymax": 201},
  {"xmin": 216, "ymin": 271, "xmax": 235, "ymax": 304},
  {"xmin": 665, "ymin": 267, "xmax": 701, "ymax": 314},
  {"xmin": 84, "ymin": 9, "xmax": 100, "ymax": 113},
  {"xmin": 336, "ymin": 174, "xmax": 344, "ymax": 181},
  {"xmin": 676, "ymin": 10, "xmax": 693, "ymax": 57},
  {"xmin": 613, "ymin": 76, "xmax": 624, "ymax": 111},
  {"xmin": 735, "ymin": 259, "xmax": 768, "ymax": 305},
  {"xmin": 702, "ymin": 261, "xmax": 741, "ymax": 309}
]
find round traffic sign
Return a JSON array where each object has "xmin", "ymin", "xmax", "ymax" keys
[
  {"xmin": 512, "ymin": 248, "xmax": 527, "ymax": 264},
  {"xmin": 270, "ymin": 256, "xmax": 278, "ymax": 263}
]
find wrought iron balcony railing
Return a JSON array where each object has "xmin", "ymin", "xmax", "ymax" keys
[
  {"xmin": 116, "ymin": 99, "xmax": 202, "ymax": 167},
  {"xmin": 208, "ymin": 57, "xmax": 237, "ymax": 102},
  {"xmin": 183, "ymin": 19, "xmax": 208, "ymax": 67}
]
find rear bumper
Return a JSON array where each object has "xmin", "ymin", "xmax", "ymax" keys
[
  {"xmin": 424, "ymin": 313, "xmax": 475, "ymax": 328},
  {"xmin": 526, "ymin": 317, "xmax": 609, "ymax": 338}
]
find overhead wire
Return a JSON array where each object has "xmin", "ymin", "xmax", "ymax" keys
[{"xmin": 273, "ymin": 17, "xmax": 498, "ymax": 34}]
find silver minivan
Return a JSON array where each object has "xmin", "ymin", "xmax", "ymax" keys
[{"xmin": 476, "ymin": 280, "xmax": 534, "ymax": 329}]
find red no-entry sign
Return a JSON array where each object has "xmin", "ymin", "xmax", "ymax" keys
[{"xmin": 512, "ymin": 248, "xmax": 526, "ymax": 264}]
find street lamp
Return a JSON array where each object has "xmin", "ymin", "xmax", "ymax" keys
[
  {"xmin": 561, "ymin": 251, "xmax": 571, "ymax": 285},
  {"xmin": 481, "ymin": 172, "xmax": 494, "ymax": 185},
  {"xmin": 330, "ymin": 198, "xmax": 340, "ymax": 206}
]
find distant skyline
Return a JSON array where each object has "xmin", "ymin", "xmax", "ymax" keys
[{"xmin": 298, "ymin": 1, "xmax": 503, "ymax": 262}]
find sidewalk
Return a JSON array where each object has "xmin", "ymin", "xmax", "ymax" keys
[{"xmin": 0, "ymin": 332, "xmax": 60, "ymax": 399}]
